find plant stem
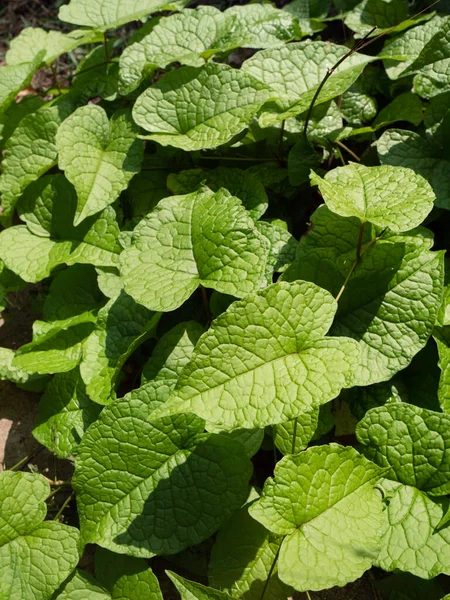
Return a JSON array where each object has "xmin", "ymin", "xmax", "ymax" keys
[
  {"xmin": 336, "ymin": 146, "xmax": 346, "ymax": 166},
  {"xmin": 201, "ymin": 286, "xmax": 211, "ymax": 324},
  {"xmin": 335, "ymin": 230, "xmax": 380, "ymax": 303},
  {"xmin": 260, "ymin": 543, "xmax": 281, "ymax": 600},
  {"xmin": 302, "ymin": 25, "xmax": 377, "ymax": 138},
  {"xmin": 306, "ymin": 592, "xmax": 313, "ymax": 600},
  {"xmin": 7, "ymin": 447, "xmax": 42, "ymax": 471},
  {"xmin": 54, "ymin": 492, "xmax": 74, "ymax": 522},
  {"xmin": 278, "ymin": 120, "xmax": 286, "ymax": 166},
  {"xmin": 356, "ymin": 220, "xmax": 365, "ymax": 260},
  {"xmin": 291, "ymin": 418, "xmax": 298, "ymax": 454},
  {"xmin": 336, "ymin": 139, "xmax": 360, "ymax": 162}
]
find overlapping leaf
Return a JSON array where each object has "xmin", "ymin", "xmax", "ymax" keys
[
  {"xmin": 120, "ymin": 188, "xmax": 269, "ymax": 312},
  {"xmin": 152, "ymin": 281, "xmax": 359, "ymax": 430}
]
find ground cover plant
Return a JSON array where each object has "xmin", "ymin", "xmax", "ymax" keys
[{"xmin": 3, "ymin": 0, "xmax": 450, "ymax": 597}]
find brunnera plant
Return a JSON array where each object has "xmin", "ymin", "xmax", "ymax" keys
[{"xmin": 1, "ymin": 0, "xmax": 450, "ymax": 597}]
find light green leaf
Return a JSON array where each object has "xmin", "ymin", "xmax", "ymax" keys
[
  {"xmin": 255, "ymin": 221, "xmax": 297, "ymax": 281},
  {"xmin": 340, "ymin": 85, "xmax": 377, "ymax": 126},
  {"xmin": 141, "ymin": 321, "xmax": 204, "ymax": 385},
  {"xmin": 167, "ymin": 572, "xmax": 236, "ymax": 600},
  {"xmin": 209, "ymin": 503, "xmax": 292, "ymax": 600},
  {"xmin": 273, "ymin": 407, "xmax": 320, "ymax": 455},
  {"xmin": 310, "ymin": 163, "xmax": 434, "ymax": 232},
  {"xmin": 283, "ymin": 206, "xmax": 444, "ymax": 386},
  {"xmin": 0, "ymin": 95, "xmax": 44, "ymax": 152},
  {"xmin": 377, "ymin": 480, "xmax": 450, "ymax": 578},
  {"xmin": 0, "ymin": 96, "xmax": 76, "ymax": 221},
  {"xmin": 0, "ymin": 175, "xmax": 121, "ymax": 283},
  {"xmin": 249, "ymin": 444, "xmax": 384, "ymax": 591},
  {"xmin": 377, "ymin": 128, "xmax": 450, "ymax": 210},
  {"xmin": 0, "ymin": 347, "xmax": 39, "ymax": 385},
  {"xmin": 434, "ymin": 326, "xmax": 450, "ymax": 411},
  {"xmin": 73, "ymin": 394, "xmax": 252, "ymax": 557},
  {"xmin": 59, "ymin": 0, "xmax": 189, "ymax": 30},
  {"xmin": 345, "ymin": 0, "xmax": 408, "ymax": 36},
  {"xmin": 56, "ymin": 105, "xmax": 143, "ymax": 225},
  {"xmin": 0, "ymin": 471, "xmax": 80, "ymax": 600},
  {"xmin": 241, "ymin": 41, "xmax": 374, "ymax": 127},
  {"xmin": 380, "ymin": 15, "xmax": 447, "ymax": 79},
  {"xmin": 287, "ymin": 137, "xmax": 321, "ymax": 186},
  {"xmin": 54, "ymin": 570, "xmax": 110, "ymax": 599},
  {"xmin": 0, "ymin": 53, "xmax": 44, "ymax": 117},
  {"xmin": 373, "ymin": 92, "xmax": 423, "ymax": 128},
  {"xmin": 72, "ymin": 44, "xmax": 120, "ymax": 102},
  {"xmin": 119, "ymin": 5, "xmax": 302, "ymax": 93},
  {"xmin": 80, "ymin": 290, "xmax": 160, "ymax": 404},
  {"xmin": 33, "ymin": 368, "xmax": 102, "ymax": 458},
  {"xmin": 152, "ymin": 281, "xmax": 359, "ymax": 430},
  {"xmin": 167, "ymin": 167, "xmax": 268, "ymax": 221},
  {"xmin": 132, "ymin": 63, "xmax": 272, "ymax": 151},
  {"xmin": 6, "ymin": 27, "xmax": 102, "ymax": 66},
  {"xmin": 120, "ymin": 188, "xmax": 268, "ymax": 312},
  {"xmin": 357, "ymin": 403, "xmax": 450, "ymax": 495}
]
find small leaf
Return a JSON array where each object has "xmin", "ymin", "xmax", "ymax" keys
[
  {"xmin": 0, "ymin": 471, "xmax": 80, "ymax": 600},
  {"xmin": 120, "ymin": 188, "xmax": 268, "ymax": 312},
  {"xmin": 357, "ymin": 402, "xmax": 450, "ymax": 495},
  {"xmin": 249, "ymin": 444, "xmax": 384, "ymax": 591},
  {"xmin": 152, "ymin": 280, "xmax": 359, "ymax": 430},
  {"xmin": 73, "ymin": 394, "xmax": 252, "ymax": 557},
  {"xmin": 167, "ymin": 571, "xmax": 236, "ymax": 600},
  {"xmin": 273, "ymin": 407, "xmax": 320, "ymax": 455},
  {"xmin": 56, "ymin": 105, "xmax": 143, "ymax": 225},
  {"xmin": 310, "ymin": 163, "xmax": 434, "ymax": 232},
  {"xmin": 132, "ymin": 63, "xmax": 272, "ymax": 151}
]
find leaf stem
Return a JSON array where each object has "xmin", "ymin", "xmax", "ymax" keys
[
  {"xmin": 336, "ymin": 140, "xmax": 360, "ymax": 162},
  {"xmin": 260, "ymin": 543, "xmax": 282, "ymax": 600},
  {"xmin": 302, "ymin": 25, "xmax": 377, "ymax": 138},
  {"xmin": 53, "ymin": 492, "xmax": 74, "ymax": 522},
  {"xmin": 291, "ymin": 418, "xmax": 298, "ymax": 454}
]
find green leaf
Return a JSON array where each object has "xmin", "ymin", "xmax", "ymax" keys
[
  {"xmin": 380, "ymin": 15, "xmax": 447, "ymax": 80},
  {"xmin": 167, "ymin": 167, "xmax": 268, "ymax": 221},
  {"xmin": 0, "ymin": 347, "xmax": 41, "ymax": 385},
  {"xmin": 434, "ymin": 326, "xmax": 450, "ymax": 411},
  {"xmin": 0, "ymin": 96, "xmax": 76, "ymax": 221},
  {"xmin": 120, "ymin": 188, "xmax": 269, "ymax": 312},
  {"xmin": 340, "ymin": 86, "xmax": 377, "ymax": 126},
  {"xmin": 377, "ymin": 128, "xmax": 450, "ymax": 210},
  {"xmin": 141, "ymin": 321, "xmax": 204, "ymax": 385},
  {"xmin": 283, "ymin": 206, "xmax": 444, "ymax": 386},
  {"xmin": 0, "ymin": 175, "xmax": 121, "ymax": 283},
  {"xmin": 273, "ymin": 407, "xmax": 320, "ymax": 455},
  {"xmin": 6, "ymin": 27, "xmax": 103, "ymax": 66},
  {"xmin": 373, "ymin": 92, "xmax": 423, "ymax": 128},
  {"xmin": 167, "ymin": 572, "xmax": 236, "ymax": 600},
  {"xmin": 287, "ymin": 138, "xmax": 321, "ymax": 186},
  {"xmin": 54, "ymin": 570, "xmax": 110, "ymax": 599},
  {"xmin": 72, "ymin": 44, "xmax": 120, "ymax": 102},
  {"xmin": 132, "ymin": 63, "xmax": 272, "ymax": 151},
  {"xmin": 345, "ymin": 0, "xmax": 409, "ymax": 36},
  {"xmin": 0, "ymin": 95, "xmax": 44, "ymax": 152},
  {"xmin": 152, "ymin": 280, "xmax": 359, "ymax": 430},
  {"xmin": 310, "ymin": 163, "xmax": 435, "ymax": 232},
  {"xmin": 0, "ymin": 53, "xmax": 44, "ymax": 117},
  {"xmin": 119, "ymin": 5, "xmax": 302, "ymax": 93},
  {"xmin": 73, "ymin": 393, "xmax": 252, "ymax": 557},
  {"xmin": 0, "ymin": 471, "xmax": 80, "ymax": 600},
  {"xmin": 249, "ymin": 444, "xmax": 384, "ymax": 591},
  {"xmin": 56, "ymin": 105, "xmax": 143, "ymax": 225},
  {"xmin": 241, "ymin": 41, "xmax": 374, "ymax": 126},
  {"xmin": 59, "ymin": 0, "xmax": 189, "ymax": 30},
  {"xmin": 33, "ymin": 368, "xmax": 102, "ymax": 458},
  {"xmin": 256, "ymin": 221, "xmax": 297, "ymax": 283},
  {"xmin": 377, "ymin": 480, "xmax": 450, "ymax": 578},
  {"xmin": 80, "ymin": 290, "xmax": 160, "ymax": 404},
  {"xmin": 209, "ymin": 503, "xmax": 292, "ymax": 600},
  {"xmin": 357, "ymin": 402, "xmax": 450, "ymax": 495}
]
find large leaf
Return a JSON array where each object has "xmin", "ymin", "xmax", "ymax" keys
[
  {"xmin": 310, "ymin": 163, "xmax": 434, "ymax": 232},
  {"xmin": 249, "ymin": 444, "xmax": 384, "ymax": 591},
  {"xmin": 209, "ymin": 503, "xmax": 291, "ymax": 600},
  {"xmin": 120, "ymin": 188, "xmax": 269, "ymax": 312},
  {"xmin": 132, "ymin": 63, "xmax": 272, "ymax": 151},
  {"xmin": 357, "ymin": 402, "xmax": 450, "ymax": 495},
  {"xmin": 73, "ymin": 391, "xmax": 252, "ymax": 557},
  {"xmin": 59, "ymin": 0, "xmax": 188, "ymax": 30},
  {"xmin": 80, "ymin": 289, "xmax": 160, "ymax": 404},
  {"xmin": 377, "ymin": 480, "xmax": 450, "ymax": 578},
  {"xmin": 33, "ymin": 368, "xmax": 103, "ymax": 458},
  {"xmin": 241, "ymin": 41, "xmax": 374, "ymax": 126},
  {"xmin": 6, "ymin": 27, "xmax": 102, "ymax": 66},
  {"xmin": 0, "ymin": 53, "xmax": 44, "ymax": 117},
  {"xmin": 377, "ymin": 128, "xmax": 450, "ymax": 210},
  {"xmin": 56, "ymin": 106, "xmax": 143, "ymax": 225},
  {"xmin": 0, "ymin": 175, "xmax": 121, "ymax": 283},
  {"xmin": 0, "ymin": 471, "xmax": 80, "ymax": 600},
  {"xmin": 345, "ymin": 0, "xmax": 408, "ymax": 36},
  {"xmin": 0, "ymin": 97, "xmax": 76, "ymax": 222},
  {"xmin": 119, "ymin": 5, "xmax": 302, "ymax": 93},
  {"xmin": 283, "ymin": 206, "xmax": 444, "ymax": 386},
  {"xmin": 152, "ymin": 281, "xmax": 359, "ymax": 430}
]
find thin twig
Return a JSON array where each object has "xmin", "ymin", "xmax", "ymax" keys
[
  {"xmin": 7, "ymin": 447, "xmax": 42, "ymax": 471},
  {"xmin": 336, "ymin": 139, "xmax": 360, "ymax": 162},
  {"xmin": 53, "ymin": 492, "xmax": 74, "ymax": 522},
  {"xmin": 260, "ymin": 543, "xmax": 282, "ymax": 600}
]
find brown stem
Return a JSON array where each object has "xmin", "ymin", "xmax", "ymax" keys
[
  {"xmin": 336, "ymin": 140, "xmax": 360, "ymax": 162},
  {"xmin": 53, "ymin": 492, "xmax": 74, "ymax": 522}
]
